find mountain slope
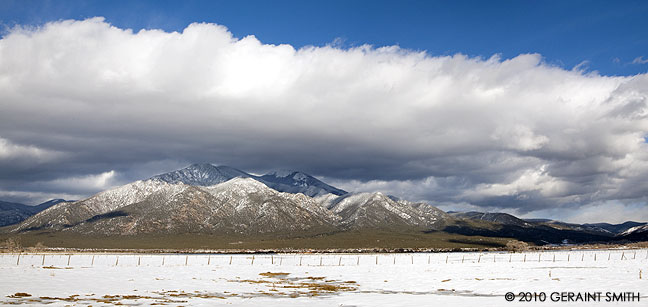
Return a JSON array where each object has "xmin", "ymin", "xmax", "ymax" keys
[
  {"xmin": 150, "ymin": 164, "xmax": 347, "ymax": 197},
  {"xmin": 450, "ymin": 211, "xmax": 532, "ymax": 228},
  {"xmin": 258, "ymin": 170, "xmax": 347, "ymax": 197},
  {"xmin": 151, "ymin": 164, "xmax": 250, "ymax": 186},
  {"xmin": 14, "ymin": 178, "xmax": 341, "ymax": 236},
  {"xmin": 323, "ymin": 192, "xmax": 449, "ymax": 230},
  {"xmin": 583, "ymin": 221, "xmax": 647, "ymax": 235},
  {"xmin": 617, "ymin": 224, "xmax": 648, "ymax": 241},
  {"xmin": 0, "ymin": 199, "xmax": 67, "ymax": 227},
  {"xmin": 13, "ymin": 180, "xmax": 177, "ymax": 231}
]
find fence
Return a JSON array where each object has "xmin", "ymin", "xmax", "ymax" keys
[{"xmin": 1, "ymin": 249, "xmax": 647, "ymax": 268}]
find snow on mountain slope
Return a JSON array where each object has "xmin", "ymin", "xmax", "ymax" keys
[
  {"xmin": 258, "ymin": 170, "xmax": 347, "ymax": 197},
  {"xmin": 20, "ymin": 178, "xmax": 341, "ymax": 236},
  {"xmin": 620, "ymin": 224, "xmax": 648, "ymax": 236},
  {"xmin": 13, "ymin": 179, "xmax": 177, "ymax": 231},
  {"xmin": 199, "ymin": 178, "xmax": 340, "ymax": 234},
  {"xmin": 150, "ymin": 164, "xmax": 347, "ymax": 197},
  {"xmin": 0, "ymin": 199, "xmax": 68, "ymax": 227},
  {"xmin": 324, "ymin": 192, "xmax": 448, "ymax": 229},
  {"xmin": 151, "ymin": 164, "xmax": 250, "ymax": 186}
]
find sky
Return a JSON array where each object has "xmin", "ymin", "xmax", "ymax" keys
[{"xmin": 1, "ymin": 0, "xmax": 648, "ymax": 223}]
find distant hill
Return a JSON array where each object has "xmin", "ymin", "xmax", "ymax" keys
[{"xmin": 0, "ymin": 199, "xmax": 68, "ymax": 227}]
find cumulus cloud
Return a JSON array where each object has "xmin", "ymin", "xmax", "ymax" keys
[{"xmin": 0, "ymin": 17, "xmax": 647, "ymax": 222}]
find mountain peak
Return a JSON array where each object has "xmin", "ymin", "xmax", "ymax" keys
[
  {"xmin": 265, "ymin": 169, "xmax": 299, "ymax": 178},
  {"xmin": 259, "ymin": 169, "xmax": 347, "ymax": 197},
  {"xmin": 149, "ymin": 164, "xmax": 347, "ymax": 197},
  {"xmin": 151, "ymin": 164, "xmax": 249, "ymax": 186}
]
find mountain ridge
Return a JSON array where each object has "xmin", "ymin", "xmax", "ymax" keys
[{"xmin": 151, "ymin": 163, "xmax": 347, "ymax": 197}]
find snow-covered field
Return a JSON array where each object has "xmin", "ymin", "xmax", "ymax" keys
[{"xmin": 1, "ymin": 249, "xmax": 647, "ymax": 306}]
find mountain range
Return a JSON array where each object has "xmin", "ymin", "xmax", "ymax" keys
[{"xmin": 1, "ymin": 163, "xmax": 646, "ymax": 248}]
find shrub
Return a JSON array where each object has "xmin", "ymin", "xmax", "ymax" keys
[
  {"xmin": 1, "ymin": 237, "xmax": 22, "ymax": 252},
  {"xmin": 505, "ymin": 240, "xmax": 529, "ymax": 252}
]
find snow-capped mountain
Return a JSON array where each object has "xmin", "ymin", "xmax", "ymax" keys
[
  {"xmin": 583, "ymin": 221, "xmax": 647, "ymax": 235},
  {"xmin": 65, "ymin": 178, "xmax": 340, "ymax": 235},
  {"xmin": 258, "ymin": 170, "xmax": 347, "ymax": 197},
  {"xmin": 150, "ymin": 164, "xmax": 347, "ymax": 197},
  {"xmin": 13, "ymin": 180, "xmax": 177, "ymax": 231},
  {"xmin": 323, "ymin": 192, "xmax": 448, "ymax": 229},
  {"xmin": 8, "ymin": 168, "xmax": 446, "ymax": 235},
  {"xmin": 150, "ymin": 164, "xmax": 251, "ymax": 186},
  {"xmin": 618, "ymin": 224, "xmax": 648, "ymax": 241}
]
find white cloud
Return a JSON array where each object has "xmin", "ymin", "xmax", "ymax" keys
[
  {"xmin": 522, "ymin": 201, "xmax": 648, "ymax": 224},
  {"xmin": 631, "ymin": 56, "xmax": 648, "ymax": 64},
  {"xmin": 44, "ymin": 170, "xmax": 117, "ymax": 191},
  {"xmin": 0, "ymin": 137, "xmax": 65, "ymax": 162},
  {"xmin": 0, "ymin": 18, "xmax": 648, "ymax": 221}
]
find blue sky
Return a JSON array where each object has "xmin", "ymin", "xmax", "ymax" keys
[{"xmin": 1, "ymin": 0, "xmax": 647, "ymax": 76}]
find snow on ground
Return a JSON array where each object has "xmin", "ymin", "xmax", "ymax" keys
[{"xmin": 1, "ymin": 249, "xmax": 647, "ymax": 306}]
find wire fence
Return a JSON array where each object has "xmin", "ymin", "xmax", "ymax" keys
[{"xmin": 1, "ymin": 249, "xmax": 647, "ymax": 268}]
